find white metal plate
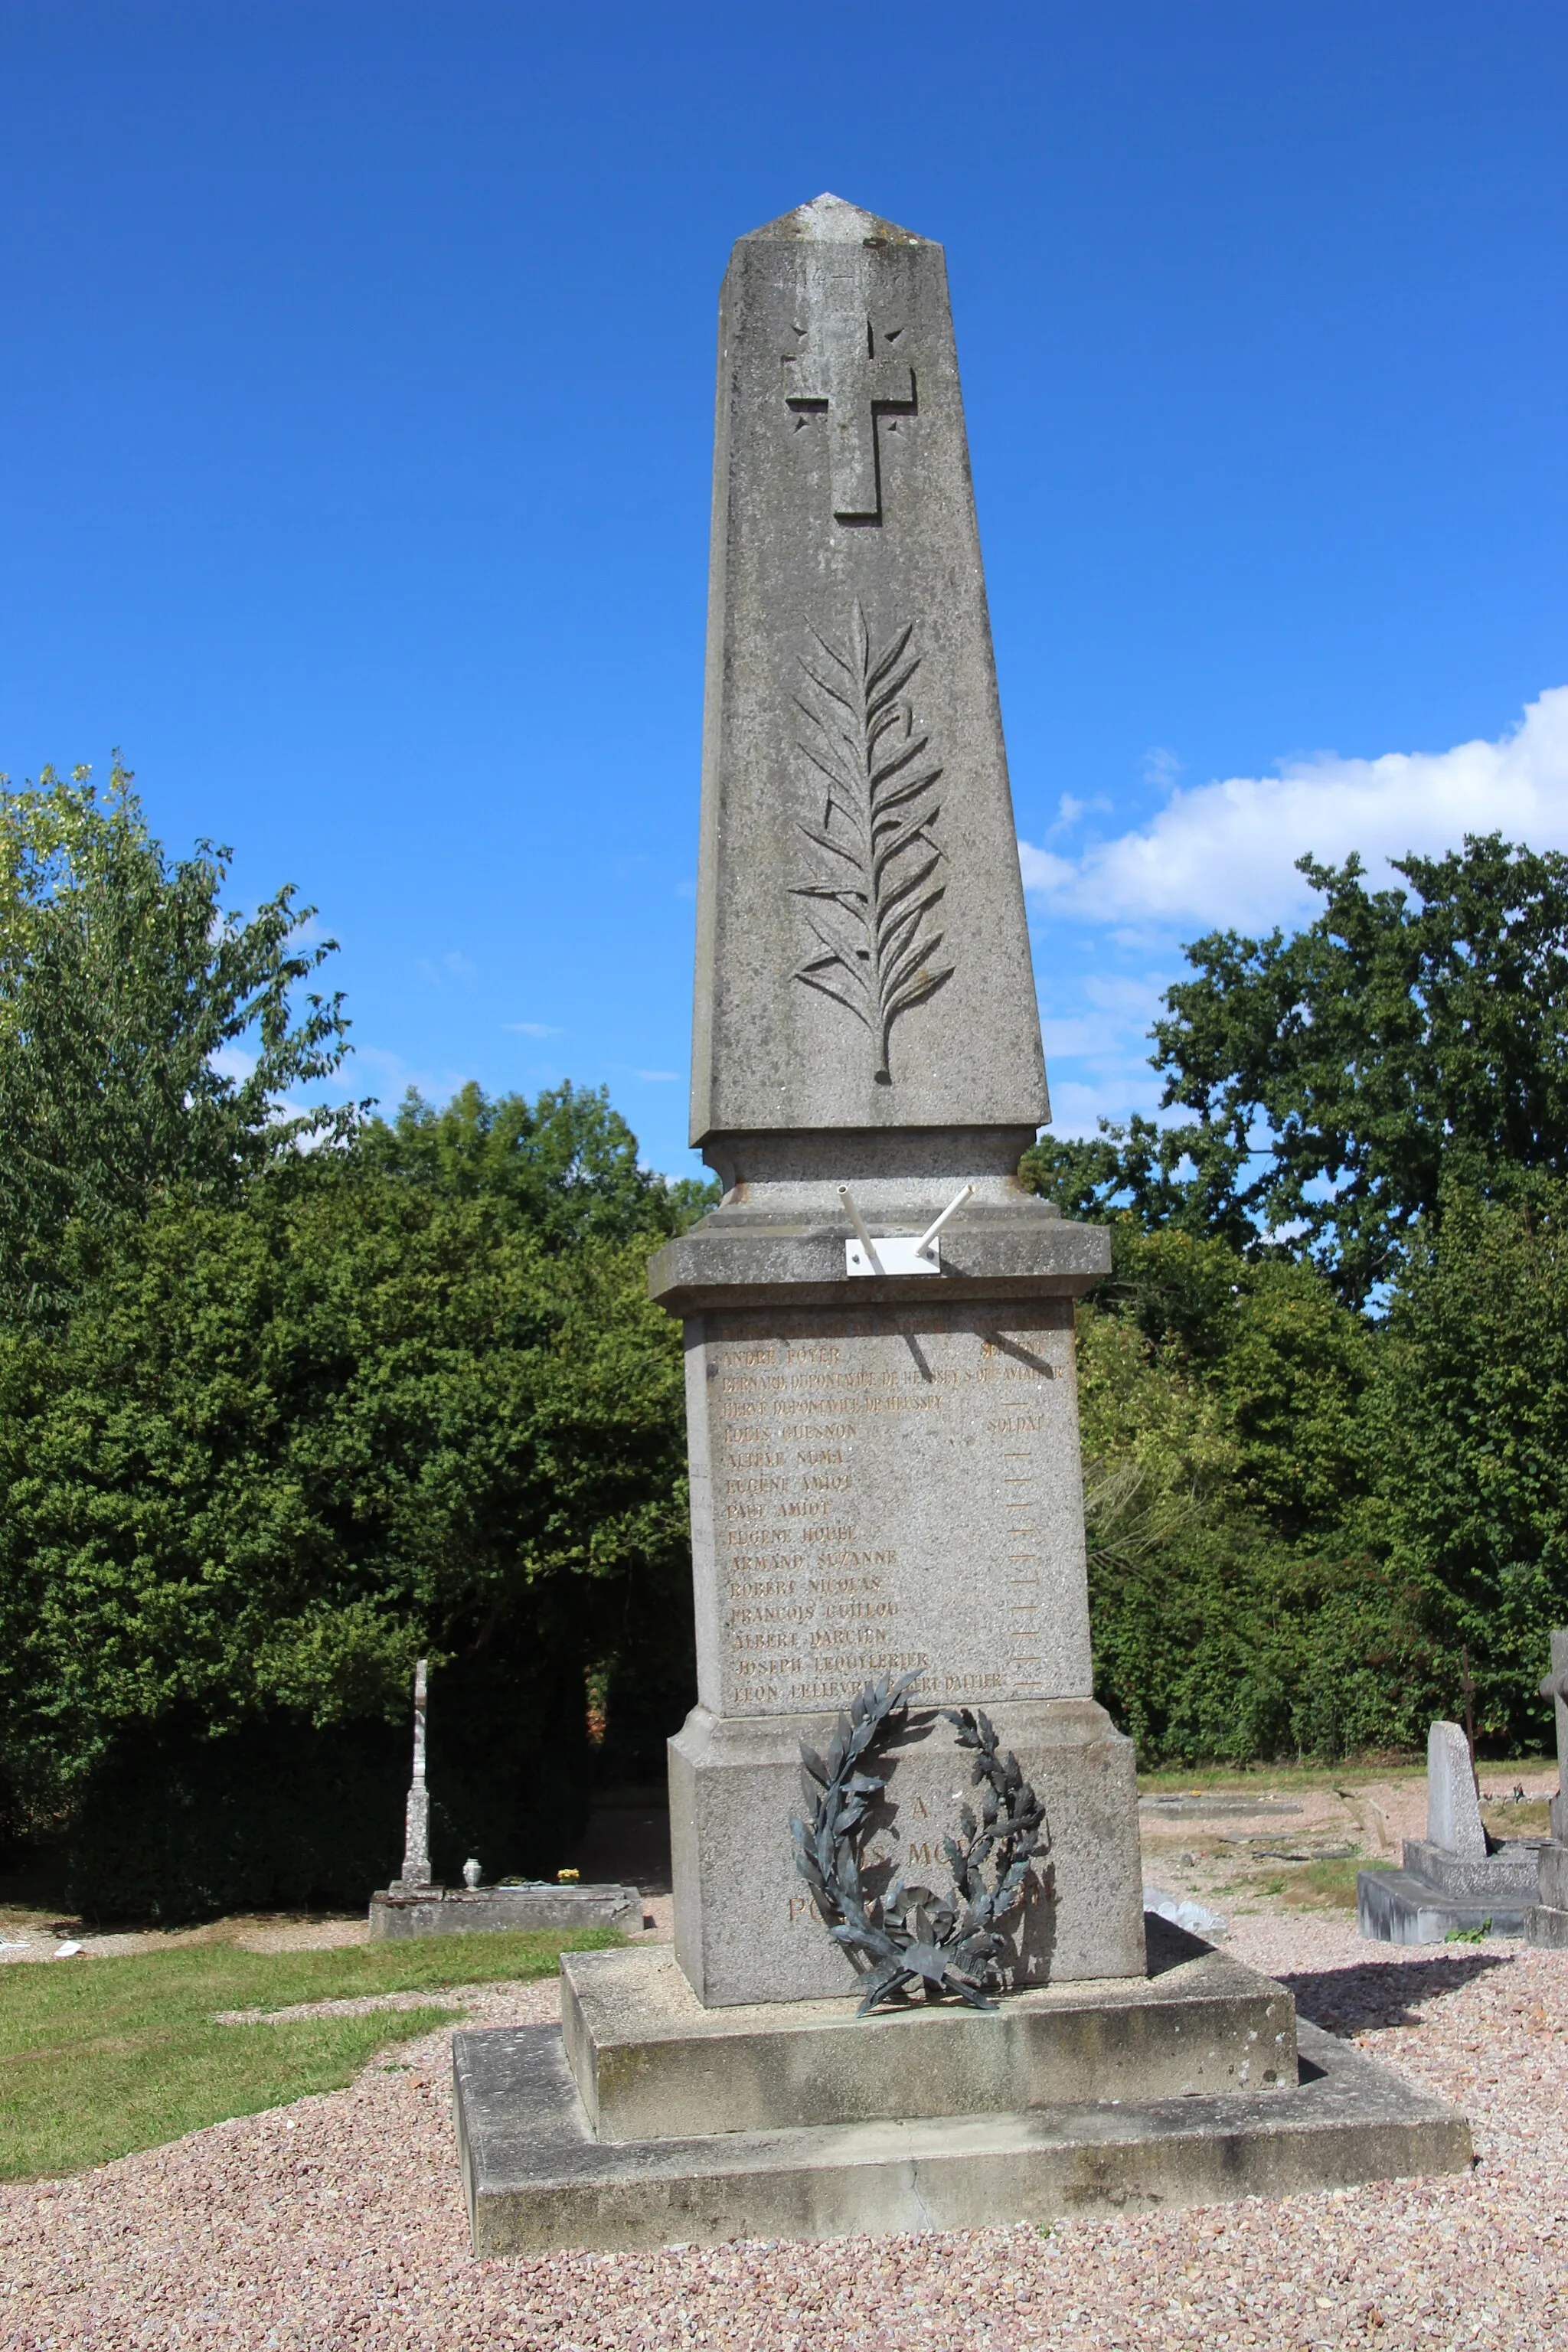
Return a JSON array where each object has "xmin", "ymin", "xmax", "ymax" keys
[{"xmin": 844, "ymin": 1236, "xmax": 940, "ymax": 1276}]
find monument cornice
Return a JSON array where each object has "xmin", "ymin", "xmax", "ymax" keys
[{"xmin": 648, "ymin": 1202, "xmax": 1109, "ymax": 1317}]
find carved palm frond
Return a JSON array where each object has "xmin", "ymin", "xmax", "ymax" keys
[{"xmin": 791, "ymin": 603, "xmax": 954, "ymax": 1082}]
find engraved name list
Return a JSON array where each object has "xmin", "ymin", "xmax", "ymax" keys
[{"xmin": 692, "ymin": 1302, "xmax": 1094, "ymax": 1720}]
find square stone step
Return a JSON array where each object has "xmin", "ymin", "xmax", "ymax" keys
[
  {"xmin": 1402, "ymin": 1838, "xmax": 1542, "ymax": 1901},
  {"xmin": 561, "ymin": 1917, "xmax": 1295, "ymax": 2141},
  {"xmin": 453, "ymin": 2016, "xmax": 1471, "ymax": 2254}
]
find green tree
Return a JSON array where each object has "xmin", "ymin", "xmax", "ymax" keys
[
  {"xmin": 0, "ymin": 1153, "xmax": 691, "ymax": 1909},
  {"xmin": 0, "ymin": 760, "xmax": 351, "ymax": 1326},
  {"xmin": 1025, "ymin": 835, "xmax": 1568, "ymax": 1305},
  {"xmin": 358, "ymin": 1079, "xmax": 717, "ymax": 1246},
  {"xmin": 1370, "ymin": 1175, "xmax": 1568, "ymax": 1743},
  {"xmin": 1073, "ymin": 1289, "xmax": 1429, "ymax": 1763}
]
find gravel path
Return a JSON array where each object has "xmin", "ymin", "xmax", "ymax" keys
[{"xmin": 2, "ymin": 1919, "xmax": 1566, "ymax": 2350}]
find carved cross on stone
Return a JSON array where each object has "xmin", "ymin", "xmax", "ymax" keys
[{"xmin": 785, "ymin": 312, "xmax": 916, "ymax": 523}]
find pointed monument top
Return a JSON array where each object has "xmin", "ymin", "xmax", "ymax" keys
[
  {"xmin": 743, "ymin": 192, "xmax": 929, "ymax": 248},
  {"xmin": 691, "ymin": 185, "xmax": 1047, "ymax": 1143}
]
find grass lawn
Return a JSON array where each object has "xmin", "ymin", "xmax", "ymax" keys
[
  {"xmin": 0, "ymin": 1926, "xmax": 619, "ymax": 2182},
  {"xmin": 1250, "ymin": 1856, "xmax": 1393, "ymax": 1911}
]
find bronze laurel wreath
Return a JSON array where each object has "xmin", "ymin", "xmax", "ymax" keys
[{"xmin": 789, "ymin": 1670, "xmax": 1049, "ymax": 2015}]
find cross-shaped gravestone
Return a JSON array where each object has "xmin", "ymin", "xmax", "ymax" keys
[{"xmin": 784, "ymin": 309, "xmax": 916, "ymax": 521}]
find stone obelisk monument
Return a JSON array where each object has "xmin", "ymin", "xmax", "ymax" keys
[
  {"xmin": 451, "ymin": 198, "xmax": 1471, "ymax": 2249},
  {"xmin": 650, "ymin": 190, "xmax": 1141, "ymax": 2005}
]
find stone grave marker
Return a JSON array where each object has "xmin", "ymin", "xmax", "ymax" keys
[
  {"xmin": 368, "ymin": 1660, "xmax": 637, "ymax": 1940},
  {"xmin": 450, "ymin": 193, "xmax": 1471, "ymax": 2250},
  {"xmin": 1425, "ymin": 1720, "xmax": 1486, "ymax": 1857},
  {"xmin": 1358, "ymin": 1717, "xmax": 1544, "ymax": 1943}
]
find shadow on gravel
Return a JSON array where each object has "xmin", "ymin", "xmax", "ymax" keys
[{"xmin": 1276, "ymin": 1950, "xmax": 1512, "ymax": 2036}]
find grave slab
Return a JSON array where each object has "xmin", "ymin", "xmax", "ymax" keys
[
  {"xmin": 1357, "ymin": 1869, "xmax": 1527, "ymax": 1945},
  {"xmin": 368, "ymin": 1885, "xmax": 639, "ymax": 1940}
]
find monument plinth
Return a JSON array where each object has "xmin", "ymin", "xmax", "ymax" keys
[{"xmin": 452, "ymin": 195, "xmax": 1470, "ymax": 2247}]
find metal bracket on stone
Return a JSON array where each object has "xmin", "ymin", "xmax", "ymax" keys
[{"xmin": 839, "ymin": 1181, "xmax": 972, "ymax": 1277}]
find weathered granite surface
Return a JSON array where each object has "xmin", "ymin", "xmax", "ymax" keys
[
  {"xmin": 560, "ymin": 1922, "xmax": 1295, "ymax": 2141},
  {"xmin": 1426, "ymin": 1720, "xmax": 1486, "ymax": 1858},
  {"xmin": 690, "ymin": 194, "xmax": 1047, "ymax": 1145},
  {"xmin": 1401, "ymin": 1837, "xmax": 1542, "ymax": 1900},
  {"xmin": 682, "ymin": 1300, "xmax": 1097, "ymax": 1720}
]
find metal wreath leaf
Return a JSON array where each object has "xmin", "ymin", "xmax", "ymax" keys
[{"xmin": 789, "ymin": 1671, "xmax": 1050, "ymax": 2016}]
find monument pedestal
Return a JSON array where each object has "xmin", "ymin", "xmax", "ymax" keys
[
  {"xmin": 452, "ymin": 1919, "xmax": 1470, "ymax": 2252},
  {"xmin": 670, "ymin": 1696, "xmax": 1144, "ymax": 2006},
  {"xmin": 652, "ymin": 1184, "xmax": 1148, "ymax": 2008}
]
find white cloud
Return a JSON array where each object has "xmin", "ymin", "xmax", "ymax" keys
[
  {"xmin": 1021, "ymin": 685, "xmax": 1568, "ymax": 931},
  {"xmin": 1040, "ymin": 1076, "xmax": 1146, "ymax": 1140},
  {"xmin": 504, "ymin": 1021, "xmax": 562, "ymax": 1037},
  {"xmin": 635, "ymin": 1069, "xmax": 681, "ymax": 1083},
  {"xmin": 418, "ymin": 950, "xmax": 478, "ymax": 986}
]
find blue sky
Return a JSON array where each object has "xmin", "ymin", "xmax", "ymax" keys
[{"xmin": 3, "ymin": 2, "xmax": 1566, "ymax": 1176}]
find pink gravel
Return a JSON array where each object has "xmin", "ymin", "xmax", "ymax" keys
[{"xmin": 3, "ymin": 1918, "xmax": 1566, "ymax": 2350}]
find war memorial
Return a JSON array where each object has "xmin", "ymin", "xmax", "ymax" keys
[{"xmin": 450, "ymin": 194, "xmax": 1471, "ymax": 2251}]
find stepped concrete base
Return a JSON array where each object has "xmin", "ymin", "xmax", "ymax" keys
[
  {"xmin": 560, "ymin": 1922, "xmax": 1295, "ymax": 2141},
  {"xmin": 1358, "ymin": 1869, "xmax": 1527, "ymax": 1945},
  {"xmin": 453, "ymin": 2016, "xmax": 1470, "ymax": 2253},
  {"xmin": 1526, "ymin": 1903, "xmax": 1568, "ymax": 1949},
  {"xmin": 368, "ymin": 1883, "xmax": 639, "ymax": 1939},
  {"xmin": 1402, "ymin": 1838, "xmax": 1543, "ymax": 1902},
  {"xmin": 452, "ymin": 1917, "xmax": 1471, "ymax": 2252}
]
